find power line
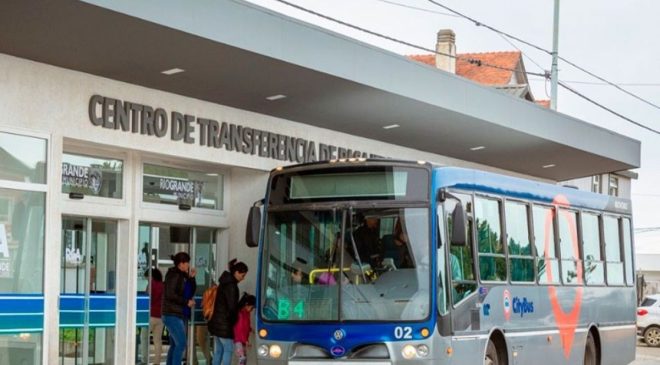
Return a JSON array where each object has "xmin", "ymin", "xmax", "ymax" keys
[
  {"xmin": 425, "ymin": 0, "xmax": 660, "ymax": 112},
  {"xmin": 370, "ymin": 0, "xmax": 459, "ymax": 17},
  {"xmin": 562, "ymin": 80, "xmax": 660, "ymax": 87},
  {"xmin": 270, "ymin": 0, "xmax": 654, "ymax": 134},
  {"xmin": 270, "ymin": 0, "xmax": 547, "ymax": 78},
  {"xmin": 497, "ymin": 33, "xmax": 546, "ymax": 72},
  {"xmin": 558, "ymin": 81, "xmax": 660, "ymax": 135},
  {"xmin": 529, "ymin": 77, "xmax": 660, "ymax": 87}
]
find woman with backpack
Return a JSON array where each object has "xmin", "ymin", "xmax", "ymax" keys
[
  {"xmin": 162, "ymin": 252, "xmax": 196, "ymax": 365},
  {"xmin": 207, "ymin": 259, "xmax": 248, "ymax": 365}
]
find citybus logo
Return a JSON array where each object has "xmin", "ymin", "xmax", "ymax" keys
[
  {"xmin": 512, "ymin": 297, "xmax": 534, "ymax": 317},
  {"xmin": 544, "ymin": 195, "xmax": 583, "ymax": 359},
  {"xmin": 502, "ymin": 289, "xmax": 511, "ymax": 321}
]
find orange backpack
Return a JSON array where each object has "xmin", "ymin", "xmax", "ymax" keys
[{"xmin": 202, "ymin": 284, "xmax": 218, "ymax": 320}]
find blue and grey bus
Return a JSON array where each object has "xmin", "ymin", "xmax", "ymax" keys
[{"xmin": 245, "ymin": 159, "xmax": 636, "ymax": 365}]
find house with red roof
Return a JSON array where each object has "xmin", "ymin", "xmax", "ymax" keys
[
  {"xmin": 408, "ymin": 29, "xmax": 635, "ymax": 199},
  {"xmin": 408, "ymin": 29, "xmax": 549, "ymax": 107}
]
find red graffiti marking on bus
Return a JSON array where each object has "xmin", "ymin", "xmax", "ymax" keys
[{"xmin": 545, "ymin": 195, "xmax": 583, "ymax": 359}]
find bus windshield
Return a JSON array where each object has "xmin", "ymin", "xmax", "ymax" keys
[{"xmin": 260, "ymin": 207, "xmax": 430, "ymax": 322}]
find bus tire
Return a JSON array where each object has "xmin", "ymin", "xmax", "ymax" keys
[
  {"xmin": 583, "ymin": 331, "xmax": 597, "ymax": 365},
  {"xmin": 484, "ymin": 333, "xmax": 507, "ymax": 365},
  {"xmin": 484, "ymin": 339, "xmax": 499, "ymax": 365},
  {"xmin": 644, "ymin": 326, "xmax": 660, "ymax": 347}
]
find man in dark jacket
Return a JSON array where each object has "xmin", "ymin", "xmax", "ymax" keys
[
  {"xmin": 208, "ymin": 259, "xmax": 248, "ymax": 365},
  {"xmin": 162, "ymin": 252, "xmax": 196, "ymax": 365}
]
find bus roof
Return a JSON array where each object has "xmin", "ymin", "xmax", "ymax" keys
[{"xmin": 434, "ymin": 166, "xmax": 632, "ymax": 215}]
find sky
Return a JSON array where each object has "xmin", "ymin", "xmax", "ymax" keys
[{"xmin": 244, "ymin": 0, "xmax": 660, "ymax": 246}]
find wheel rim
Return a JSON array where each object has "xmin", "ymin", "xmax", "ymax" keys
[{"xmin": 648, "ymin": 328, "xmax": 660, "ymax": 346}]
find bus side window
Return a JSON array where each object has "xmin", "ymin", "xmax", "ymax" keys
[
  {"xmin": 603, "ymin": 215, "xmax": 624, "ymax": 285},
  {"xmin": 558, "ymin": 208, "xmax": 581, "ymax": 285},
  {"xmin": 582, "ymin": 212, "xmax": 604, "ymax": 285},
  {"xmin": 533, "ymin": 205, "xmax": 560, "ymax": 284},
  {"xmin": 505, "ymin": 201, "xmax": 534, "ymax": 283},
  {"xmin": 622, "ymin": 218, "xmax": 634, "ymax": 286},
  {"xmin": 445, "ymin": 196, "xmax": 476, "ymax": 305},
  {"xmin": 475, "ymin": 197, "xmax": 506, "ymax": 282}
]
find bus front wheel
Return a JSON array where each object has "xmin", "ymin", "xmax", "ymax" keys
[{"xmin": 484, "ymin": 340, "xmax": 499, "ymax": 365}]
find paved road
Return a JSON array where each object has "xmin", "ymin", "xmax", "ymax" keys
[{"xmin": 631, "ymin": 340, "xmax": 660, "ymax": 365}]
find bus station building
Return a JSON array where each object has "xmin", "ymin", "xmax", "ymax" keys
[{"xmin": 0, "ymin": 0, "xmax": 640, "ymax": 363}]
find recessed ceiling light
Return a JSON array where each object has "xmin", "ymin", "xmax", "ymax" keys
[
  {"xmin": 206, "ymin": 173, "xmax": 219, "ymax": 177},
  {"xmin": 161, "ymin": 68, "xmax": 185, "ymax": 75},
  {"xmin": 383, "ymin": 124, "xmax": 400, "ymax": 130},
  {"xmin": 266, "ymin": 94, "xmax": 287, "ymax": 101},
  {"xmin": 470, "ymin": 146, "xmax": 486, "ymax": 151},
  {"xmin": 542, "ymin": 164, "xmax": 556, "ymax": 169}
]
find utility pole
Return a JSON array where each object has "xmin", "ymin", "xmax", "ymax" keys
[{"xmin": 550, "ymin": 0, "xmax": 560, "ymax": 110}]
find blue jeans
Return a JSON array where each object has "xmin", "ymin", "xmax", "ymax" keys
[
  {"xmin": 212, "ymin": 336, "xmax": 234, "ymax": 365},
  {"xmin": 163, "ymin": 315, "xmax": 187, "ymax": 365}
]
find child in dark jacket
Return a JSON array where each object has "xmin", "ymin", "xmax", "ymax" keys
[{"xmin": 233, "ymin": 294, "xmax": 256, "ymax": 365}]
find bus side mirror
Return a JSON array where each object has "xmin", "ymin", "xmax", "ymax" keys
[
  {"xmin": 246, "ymin": 205, "xmax": 261, "ymax": 248},
  {"xmin": 451, "ymin": 202, "xmax": 467, "ymax": 247}
]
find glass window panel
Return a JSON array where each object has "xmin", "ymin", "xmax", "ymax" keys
[
  {"xmin": 475, "ymin": 198, "xmax": 503, "ymax": 254},
  {"xmin": 479, "ymin": 255, "xmax": 506, "ymax": 281},
  {"xmin": 505, "ymin": 202, "xmax": 531, "ymax": 256},
  {"xmin": 622, "ymin": 218, "xmax": 634, "ymax": 286},
  {"xmin": 143, "ymin": 164, "xmax": 224, "ymax": 210},
  {"xmin": 608, "ymin": 262, "xmax": 624, "ymax": 286},
  {"xmin": 585, "ymin": 261, "xmax": 604, "ymax": 285},
  {"xmin": 62, "ymin": 153, "xmax": 123, "ymax": 198},
  {"xmin": 537, "ymin": 258, "xmax": 560, "ymax": 284},
  {"xmin": 0, "ymin": 132, "xmax": 47, "ymax": 184},
  {"xmin": 0, "ymin": 333, "xmax": 42, "ymax": 364},
  {"xmin": 0, "ymin": 188, "xmax": 45, "ymax": 293},
  {"xmin": 533, "ymin": 206, "xmax": 556, "ymax": 258},
  {"xmin": 562, "ymin": 259, "xmax": 581, "ymax": 285},
  {"xmin": 603, "ymin": 216, "xmax": 621, "ymax": 262},
  {"xmin": 510, "ymin": 258, "xmax": 534, "ymax": 282},
  {"xmin": 558, "ymin": 209, "xmax": 579, "ymax": 260},
  {"xmin": 581, "ymin": 213, "xmax": 601, "ymax": 260}
]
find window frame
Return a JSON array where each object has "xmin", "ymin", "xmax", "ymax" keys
[
  {"xmin": 474, "ymin": 194, "xmax": 507, "ymax": 283},
  {"xmin": 503, "ymin": 198, "xmax": 535, "ymax": 284},
  {"xmin": 443, "ymin": 191, "xmax": 479, "ymax": 308},
  {"xmin": 557, "ymin": 207, "xmax": 582, "ymax": 286},
  {"xmin": 531, "ymin": 203, "xmax": 561, "ymax": 286},
  {"xmin": 579, "ymin": 210, "xmax": 605, "ymax": 287},
  {"xmin": 602, "ymin": 213, "xmax": 625, "ymax": 287},
  {"xmin": 621, "ymin": 216, "xmax": 635, "ymax": 287},
  {"xmin": 140, "ymin": 159, "xmax": 227, "ymax": 215},
  {"xmin": 608, "ymin": 175, "xmax": 619, "ymax": 197}
]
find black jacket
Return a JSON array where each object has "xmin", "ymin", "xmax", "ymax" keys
[
  {"xmin": 207, "ymin": 271, "xmax": 239, "ymax": 338},
  {"xmin": 162, "ymin": 267, "xmax": 196, "ymax": 318}
]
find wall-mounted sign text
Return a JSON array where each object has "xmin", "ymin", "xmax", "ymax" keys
[
  {"xmin": 61, "ymin": 162, "xmax": 103, "ymax": 195},
  {"xmin": 89, "ymin": 95, "xmax": 382, "ymax": 163}
]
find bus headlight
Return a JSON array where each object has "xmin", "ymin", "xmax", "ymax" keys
[
  {"xmin": 416, "ymin": 344, "xmax": 429, "ymax": 357},
  {"xmin": 257, "ymin": 345, "xmax": 270, "ymax": 357},
  {"xmin": 402, "ymin": 344, "xmax": 417, "ymax": 359},
  {"xmin": 269, "ymin": 344, "xmax": 282, "ymax": 358}
]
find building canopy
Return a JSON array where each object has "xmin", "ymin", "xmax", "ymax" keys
[{"xmin": 0, "ymin": 0, "xmax": 640, "ymax": 180}]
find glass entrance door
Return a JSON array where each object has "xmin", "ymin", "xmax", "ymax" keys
[
  {"xmin": 136, "ymin": 224, "xmax": 217, "ymax": 365},
  {"xmin": 59, "ymin": 217, "xmax": 117, "ymax": 365}
]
